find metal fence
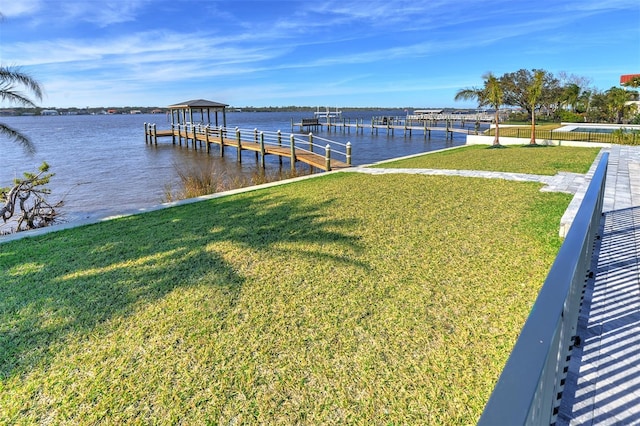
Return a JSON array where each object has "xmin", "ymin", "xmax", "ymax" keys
[
  {"xmin": 495, "ymin": 128, "xmax": 640, "ymax": 145},
  {"xmin": 478, "ymin": 152, "xmax": 609, "ymax": 425}
]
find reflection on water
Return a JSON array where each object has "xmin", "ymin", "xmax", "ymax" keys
[{"xmin": 1, "ymin": 111, "xmax": 478, "ymax": 224}]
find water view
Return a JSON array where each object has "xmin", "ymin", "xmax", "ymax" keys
[{"xmin": 1, "ymin": 110, "xmax": 480, "ymax": 226}]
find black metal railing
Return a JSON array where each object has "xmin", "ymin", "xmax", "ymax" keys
[
  {"xmin": 492, "ymin": 128, "xmax": 639, "ymax": 145},
  {"xmin": 478, "ymin": 152, "xmax": 609, "ymax": 425}
]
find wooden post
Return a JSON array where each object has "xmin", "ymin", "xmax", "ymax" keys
[
  {"xmin": 277, "ymin": 130, "xmax": 283, "ymax": 166},
  {"xmin": 171, "ymin": 123, "xmax": 176, "ymax": 145},
  {"xmin": 290, "ymin": 134, "xmax": 296, "ymax": 172},
  {"xmin": 205, "ymin": 125, "xmax": 210, "ymax": 153},
  {"xmin": 325, "ymin": 144, "xmax": 331, "ymax": 171},
  {"xmin": 308, "ymin": 132, "xmax": 314, "ymax": 153},
  {"xmin": 259, "ymin": 132, "xmax": 266, "ymax": 168},
  {"xmin": 192, "ymin": 125, "xmax": 197, "ymax": 150},
  {"xmin": 153, "ymin": 124, "xmax": 158, "ymax": 145},
  {"xmin": 144, "ymin": 123, "xmax": 148, "ymax": 144},
  {"xmin": 346, "ymin": 142, "xmax": 351, "ymax": 165},
  {"xmin": 219, "ymin": 126, "xmax": 225, "ymax": 157},
  {"xmin": 254, "ymin": 128, "xmax": 259, "ymax": 163},
  {"xmin": 236, "ymin": 127, "xmax": 242, "ymax": 163}
]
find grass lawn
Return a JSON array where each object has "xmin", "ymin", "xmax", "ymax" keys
[
  {"xmin": 1, "ymin": 168, "xmax": 576, "ymax": 423},
  {"xmin": 372, "ymin": 144, "xmax": 601, "ymax": 175}
]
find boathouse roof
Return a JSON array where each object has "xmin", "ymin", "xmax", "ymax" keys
[{"xmin": 168, "ymin": 99, "xmax": 229, "ymax": 109}]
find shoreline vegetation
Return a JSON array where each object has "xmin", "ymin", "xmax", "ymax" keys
[
  {"xmin": 1, "ymin": 106, "xmax": 422, "ymax": 116},
  {"xmin": 1, "ymin": 146, "xmax": 599, "ymax": 423}
]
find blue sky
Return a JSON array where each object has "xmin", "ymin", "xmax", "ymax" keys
[{"xmin": 1, "ymin": 0, "xmax": 639, "ymax": 108}]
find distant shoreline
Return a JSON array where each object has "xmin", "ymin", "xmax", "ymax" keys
[{"xmin": 1, "ymin": 106, "xmax": 483, "ymax": 117}]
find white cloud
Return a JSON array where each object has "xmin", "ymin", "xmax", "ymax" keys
[{"xmin": 1, "ymin": 0, "xmax": 42, "ymax": 17}]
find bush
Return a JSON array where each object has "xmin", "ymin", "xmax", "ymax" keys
[{"xmin": 557, "ymin": 110, "xmax": 584, "ymax": 123}]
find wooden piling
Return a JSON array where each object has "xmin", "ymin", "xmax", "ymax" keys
[
  {"xmin": 259, "ymin": 132, "xmax": 266, "ymax": 168},
  {"xmin": 219, "ymin": 126, "xmax": 225, "ymax": 157},
  {"xmin": 236, "ymin": 127, "xmax": 242, "ymax": 163},
  {"xmin": 290, "ymin": 134, "xmax": 296, "ymax": 172},
  {"xmin": 325, "ymin": 144, "xmax": 331, "ymax": 171}
]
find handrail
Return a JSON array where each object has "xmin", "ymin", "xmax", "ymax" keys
[
  {"xmin": 478, "ymin": 152, "xmax": 609, "ymax": 425},
  {"xmin": 173, "ymin": 124, "xmax": 352, "ymax": 168}
]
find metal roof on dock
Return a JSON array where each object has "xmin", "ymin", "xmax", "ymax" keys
[{"xmin": 168, "ymin": 99, "xmax": 229, "ymax": 109}]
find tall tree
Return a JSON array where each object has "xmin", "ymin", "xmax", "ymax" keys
[
  {"xmin": 501, "ymin": 69, "xmax": 560, "ymax": 119},
  {"xmin": 561, "ymin": 83, "xmax": 581, "ymax": 112},
  {"xmin": 0, "ymin": 66, "xmax": 44, "ymax": 154},
  {"xmin": 527, "ymin": 70, "xmax": 545, "ymax": 145},
  {"xmin": 455, "ymin": 72, "xmax": 504, "ymax": 146},
  {"xmin": 605, "ymin": 86, "xmax": 633, "ymax": 124}
]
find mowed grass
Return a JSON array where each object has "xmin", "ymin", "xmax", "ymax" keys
[
  {"xmin": 373, "ymin": 144, "xmax": 601, "ymax": 175},
  {"xmin": 1, "ymin": 170, "xmax": 573, "ymax": 424}
]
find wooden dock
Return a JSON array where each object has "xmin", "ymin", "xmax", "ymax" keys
[
  {"xmin": 144, "ymin": 123, "xmax": 351, "ymax": 172},
  {"xmin": 293, "ymin": 114, "xmax": 489, "ymax": 138}
]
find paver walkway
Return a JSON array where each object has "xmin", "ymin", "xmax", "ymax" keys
[{"xmin": 558, "ymin": 145, "xmax": 640, "ymax": 425}]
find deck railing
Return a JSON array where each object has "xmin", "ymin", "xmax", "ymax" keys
[
  {"xmin": 173, "ymin": 123, "xmax": 351, "ymax": 170},
  {"xmin": 478, "ymin": 152, "xmax": 609, "ymax": 425}
]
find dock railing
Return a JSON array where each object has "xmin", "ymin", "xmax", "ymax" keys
[
  {"xmin": 175, "ymin": 124, "xmax": 351, "ymax": 171},
  {"xmin": 478, "ymin": 152, "xmax": 609, "ymax": 425}
]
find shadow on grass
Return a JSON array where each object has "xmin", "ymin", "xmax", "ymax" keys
[{"xmin": 0, "ymin": 190, "xmax": 365, "ymax": 380}]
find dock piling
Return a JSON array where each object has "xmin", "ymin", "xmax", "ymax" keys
[
  {"xmin": 325, "ymin": 144, "xmax": 331, "ymax": 171},
  {"xmin": 259, "ymin": 132, "xmax": 266, "ymax": 168},
  {"xmin": 219, "ymin": 126, "xmax": 225, "ymax": 157},
  {"xmin": 290, "ymin": 134, "xmax": 296, "ymax": 172},
  {"xmin": 236, "ymin": 127, "xmax": 242, "ymax": 163}
]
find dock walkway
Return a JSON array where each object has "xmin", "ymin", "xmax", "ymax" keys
[
  {"xmin": 145, "ymin": 124, "xmax": 351, "ymax": 172},
  {"xmin": 292, "ymin": 117, "xmax": 481, "ymax": 138}
]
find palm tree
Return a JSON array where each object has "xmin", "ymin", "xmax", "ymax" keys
[
  {"xmin": 527, "ymin": 70, "xmax": 545, "ymax": 145},
  {"xmin": 562, "ymin": 83, "xmax": 581, "ymax": 112},
  {"xmin": 1, "ymin": 66, "xmax": 44, "ymax": 154},
  {"xmin": 606, "ymin": 86, "xmax": 632, "ymax": 124},
  {"xmin": 455, "ymin": 72, "xmax": 503, "ymax": 146}
]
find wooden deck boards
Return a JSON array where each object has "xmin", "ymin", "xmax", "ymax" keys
[{"xmin": 145, "ymin": 127, "xmax": 350, "ymax": 171}]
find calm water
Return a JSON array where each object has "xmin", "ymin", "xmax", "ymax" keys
[{"xmin": 1, "ymin": 110, "xmax": 476, "ymax": 226}]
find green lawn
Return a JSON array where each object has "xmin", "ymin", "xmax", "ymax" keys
[
  {"xmin": 373, "ymin": 144, "xmax": 601, "ymax": 175},
  {"xmin": 1, "ymin": 164, "xmax": 577, "ymax": 423}
]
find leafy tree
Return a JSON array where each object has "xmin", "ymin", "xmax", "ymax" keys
[
  {"xmin": 606, "ymin": 87, "xmax": 634, "ymax": 124},
  {"xmin": 576, "ymin": 89, "xmax": 593, "ymax": 114},
  {"xmin": 0, "ymin": 66, "xmax": 44, "ymax": 154},
  {"xmin": 455, "ymin": 72, "xmax": 504, "ymax": 146},
  {"xmin": 585, "ymin": 90, "xmax": 609, "ymax": 122},
  {"xmin": 557, "ymin": 72, "xmax": 591, "ymax": 113},
  {"xmin": 500, "ymin": 69, "xmax": 560, "ymax": 120},
  {"xmin": 622, "ymin": 75, "xmax": 640, "ymax": 89},
  {"xmin": 561, "ymin": 83, "xmax": 581, "ymax": 112}
]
